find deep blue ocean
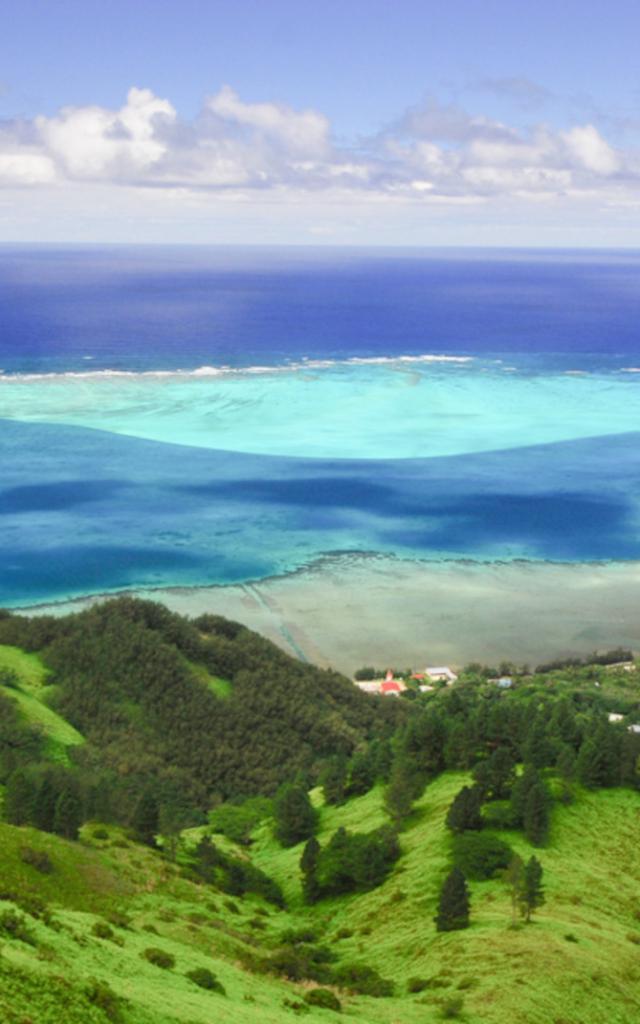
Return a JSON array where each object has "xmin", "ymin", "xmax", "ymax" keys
[{"xmin": 1, "ymin": 246, "xmax": 639, "ymax": 606}]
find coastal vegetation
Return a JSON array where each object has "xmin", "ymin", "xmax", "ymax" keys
[{"xmin": 0, "ymin": 598, "xmax": 640, "ymax": 1023}]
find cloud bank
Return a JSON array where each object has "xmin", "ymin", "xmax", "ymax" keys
[{"xmin": 1, "ymin": 85, "xmax": 639, "ymax": 212}]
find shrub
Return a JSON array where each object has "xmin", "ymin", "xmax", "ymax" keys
[
  {"xmin": 452, "ymin": 832, "xmax": 512, "ymax": 880},
  {"xmin": 333, "ymin": 962, "xmax": 394, "ymax": 997},
  {"xmin": 186, "ymin": 967, "xmax": 226, "ymax": 993},
  {"xmin": 304, "ymin": 988, "xmax": 342, "ymax": 1011},
  {"xmin": 92, "ymin": 828, "xmax": 109, "ymax": 840},
  {"xmin": 19, "ymin": 846, "xmax": 54, "ymax": 874},
  {"xmin": 85, "ymin": 979, "xmax": 124, "ymax": 1022},
  {"xmin": 441, "ymin": 996, "xmax": 464, "ymax": 1019},
  {"xmin": 482, "ymin": 801, "xmax": 518, "ymax": 830},
  {"xmin": 142, "ymin": 947, "xmax": 175, "ymax": 969},
  {"xmin": 407, "ymin": 977, "xmax": 429, "ymax": 993},
  {"xmin": 107, "ymin": 910, "xmax": 132, "ymax": 930},
  {"xmin": 335, "ymin": 928, "xmax": 353, "ymax": 940},
  {"xmin": 92, "ymin": 921, "xmax": 116, "ymax": 941},
  {"xmin": 0, "ymin": 909, "xmax": 36, "ymax": 945},
  {"xmin": 280, "ymin": 927, "xmax": 319, "ymax": 945}
]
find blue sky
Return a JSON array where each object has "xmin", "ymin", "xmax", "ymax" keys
[{"xmin": 1, "ymin": 0, "xmax": 639, "ymax": 245}]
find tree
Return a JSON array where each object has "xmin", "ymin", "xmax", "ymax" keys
[
  {"xmin": 53, "ymin": 786, "xmax": 83, "ymax": 840},
  {"xmin": 273, "ymin": 783, "xmax": 317, "ymax": 848},
  {"xmin": 132, "ymin": 791, "xmax": 159, "ymax": 847},
  {"xmin": 576, "ymin": 722, "xmax": 621, "ymax": 788},
  {"xmin": 504, "ymin": 854, "xmax": 524, "ymax": 926},
  {"xmin": 510, "ymin": 765, "xmax": 543, "ymax": 826},
  {"xmin": 446, "ymin": 785, "xmax": 483, "ymax": 833},
  {"xmin": 321, "ymin": 755, "xmax": 347, "ymax": 806},
  {"xmin": 435, "ymin": 867, "xmax": 470, "ymax": 932},
  {"xmin": 384, "ymin": 755, "xmax": 423, "ymax": 823},
  {"xmin": 4, "ymin": 768, "xmax": 36, "ymax": 826},
  {"xmin": 33, "ymin": 772, "xmax": 59, "ymax": 833},
  {"xmin": 347, "ymin": 748, "xmax": 376, "ymax": 797},
  {"xmin": 485, "ymin": 746, "xmax": 517, "ymax": 800},
  {"xmin": 523, "ymin": 782, "xmax": 550, "ymax": 846},
  {"xmin": 520, "ymin": 856, "xmax": 545, "ymax": 922},
  {"xmin": 300, "ymin": 836, "xmax": 321, "ymax": 904},
  {"xmin": 521, "ymin": 712, "xmax": 551, "ymax": 768}
]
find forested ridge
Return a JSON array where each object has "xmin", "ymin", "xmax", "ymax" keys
[{"xmin": 0, "ymin": 598, "xmax": 402, "ymax": 826}]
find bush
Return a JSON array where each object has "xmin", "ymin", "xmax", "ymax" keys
[
  {"xmin": 19, "ymin": 846, "xmax": 54, "ymax": 874},
  {"xmin": 267, "ymin": 943, "xmax": 336, "ymax": 984},
  {"xmin": 142, "ymin": 947, "xmax": 175, "ymax": 969},
  {"xmin": 333, "ymin": 962, "xmax": 394, "ymax": 997},
  {"xmin": 92, "ymin": 828, "xmax": 109, "ymax": 840},
  {"xmin": 407, "ymin": 977, "xmax": 429, "ymax": 993},
  {"xmin": 186, "ymin": 967, "xmax": 226, "ymax": 993},
  {"xmin": 92, "ymin": 921, "xmax": 117, "ymax": 941},
  {"xmin": 452, "ymin": 832, "xmax": 512, "ymax": 880},
  {"xmin": 304, "ymin": 988, "xmax": 342, "ymax": 1011},
  {"xmin": 0, "ymin": 909, "xmax": 36, "ymax": 945},
  {"xmin": 85, "ymin": 979, "xmax": 125, "ymax": 1022},
  {"xmin": 482, "ymin": 801, "xmax": 518, "ymax": 830},
  {"xmin": 441, "ymin": 996, "xmax": 464, "ymax": 1019}
]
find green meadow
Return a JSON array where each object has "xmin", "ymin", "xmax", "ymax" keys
[{"xmin": 2, "ymin": 779, "xmax": 640, "ymax": 1024}]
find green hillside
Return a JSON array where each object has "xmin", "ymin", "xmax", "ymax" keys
[
  {"xmin": 1, "ymin": 779, "xmax": 639, "ymax": 1024},
  {"xmin": 0, "ymin": 645, "xmax": 84, "ymax": 764},
  {"xmin": 1, "ymin": 599, "xmax": 640, "ymax": 1023}
]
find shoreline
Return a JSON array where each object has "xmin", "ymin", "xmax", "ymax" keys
[{"xmin": 12, "ymin": 553, "xmax": 640, "ymax": 674}]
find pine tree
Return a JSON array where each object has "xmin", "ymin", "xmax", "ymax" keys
[
  {"xmin": 519, "ymin": 856, "xmax": 545, "ymax": 922},
  {"xmin": 347, "ymin": 748, "xmax": 376, "ymax": 797},
  {"xmin": 53, "ymin": 786, "xmax": 83, "ymax": 840},
  {"xmin": 510, "ymin": 764, "xmax": 542, "ymax": 826},
  {"xmin": 33, "ymin": 773, "xmax": 58, "ymax": 833},
  {"xmin": 576, "ymin": 721, "xmax": 621, "ymax": 788},
  {"xmin": 523, "ymin": 782, "xmax": 549, "ymax": 846},
  {"xmin": 385, "ymin": 748, "xmax": 427, "ymax": 823},
  {"xmin": 486, "ymin": 746, "xmax": 516, "ymax": 799},
  {"xmin": 300, "ymin": 836, "xmax": 321, "ymax": 904},
  {"xmin": 321, "ymin": 755, "xmax": 347, "ymax": 806},
  {"xmin": 521, "ymin": 713, "xmax": 550, "ymax": 768},
  {"xmin": 504, "ymin": 854, "xmax": 524, "ymax": 926},
  {"xmin": 132, "ymin": 791, "xmax": 159, "ymax": 847},
  {"xmin": 435, "ymin": 867, "xmax": 470, "ymax": 932},
  {"xmin": 446, "ymin": 785, "xmax": 483, "ymax": 833},
  {"xmin": 273, "ymin": 783, "xmax": 317, "ymax": 848},
  {"xmin": 4, "ymin": 768, "xmax": 36, "ymax": 826}
]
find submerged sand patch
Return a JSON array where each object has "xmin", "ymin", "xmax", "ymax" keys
[{"xmin": 22, "ymin": 555, "xmax": 640, "ymax": 674}]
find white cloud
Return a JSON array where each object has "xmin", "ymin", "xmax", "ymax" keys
[
  {"xmin": 561, "ymin": 124, "xmax": 619, "ymax": 175},
  {"xmin": 0, "ymin": 86, "xmax": 637, "ymax": 215}
]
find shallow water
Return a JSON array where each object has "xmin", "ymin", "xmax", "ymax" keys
[{"xmin": 1, "ymin": 246, "xmax": 640, "ymax": 613}]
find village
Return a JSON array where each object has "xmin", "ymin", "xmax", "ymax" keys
[{"xmin": 353, "ymin": 659, "xmax": 640, "ymax": 735}]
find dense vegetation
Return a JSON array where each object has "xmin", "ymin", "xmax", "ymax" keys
[{"xmin": 0, "ymin": 599, "xmax": 402, "ymax": 831}]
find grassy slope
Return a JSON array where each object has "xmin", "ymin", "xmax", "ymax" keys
[
  {"xmin": 250, "ymin": 778, "xmax": 640, "ymax": 1024},
  {"xmin": 0, "ymin": 821, "xmax": 337, "ymax": 1024},
  {"xmin": 1, "ymin": 781, "xmax": 640, "ymax": 1023},
  {"xmin": 0, "ymin": 645, "xmax": 84, "ymax": 763}
]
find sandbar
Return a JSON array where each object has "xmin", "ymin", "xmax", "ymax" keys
[{"xmin": 21, "ymin": 555, "xmax": 640, "ymax": 675}]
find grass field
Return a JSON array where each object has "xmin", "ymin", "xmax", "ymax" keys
[
  {"xmin": 0, "ymin": 645, "xmax": 84, "ymax": 763},
  {"xmin": 2, "ymin": 777, "xmax": 640, "ymax": 1024}
]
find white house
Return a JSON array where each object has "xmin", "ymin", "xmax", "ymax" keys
[
  {"xmin": 355, "ymin": 680, "xmax": 382, "ymax": 694},
  {"xmin": 628, "ymin": 724, "xmax": 640, "ymax": 734},
  {"xmin": 424, "ymin": 666, "xmax": 458, "ymax": 685},
  {"xmin": 608, "ymin": 712, "xmax": 625, "ymax": 723}
]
